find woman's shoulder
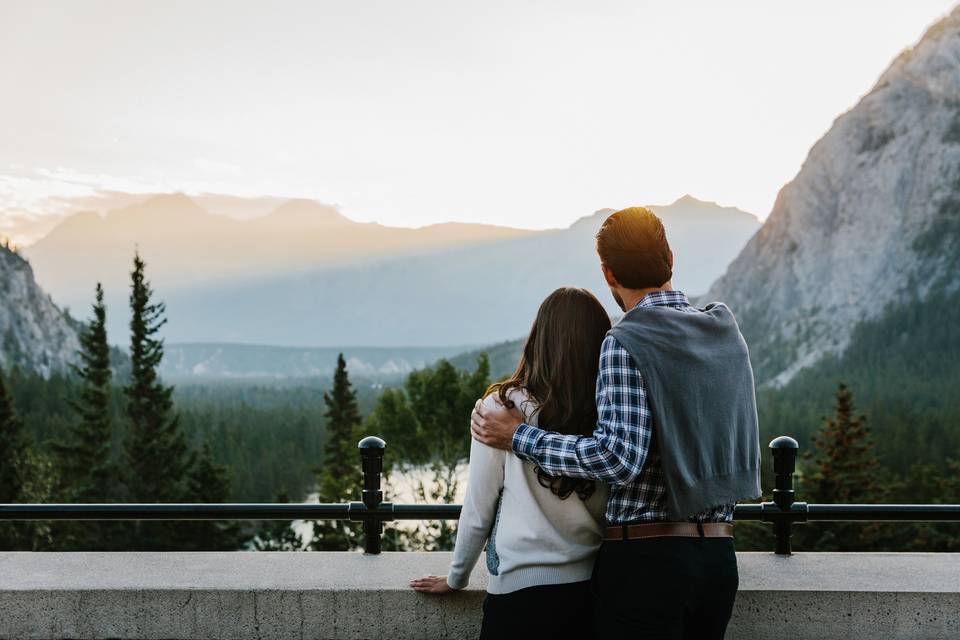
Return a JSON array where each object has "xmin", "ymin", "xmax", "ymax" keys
[{"xmin": 483, "ymin": 387, "xmax": 538, "ymax": 425}]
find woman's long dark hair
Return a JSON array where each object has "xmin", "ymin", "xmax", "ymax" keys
[{"xmin": 487, "ymin": 287, "xmax": 611, "ymax": 500}]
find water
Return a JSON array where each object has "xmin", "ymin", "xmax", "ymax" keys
[{"xmin": 291, "ymin": 463, "xmax": 469, "ymax": 544}]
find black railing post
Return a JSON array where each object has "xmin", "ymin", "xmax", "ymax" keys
[
  {"xmin": 769, "ymin": 435, "xmax": 799, "ymax": 555},
  {"xmin": 358, "ymin": 436, "xmax": 386, "ymax": 554}
]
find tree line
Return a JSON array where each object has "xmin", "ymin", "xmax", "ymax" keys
[
  {"xmin": 737, "ymin": 382, "xmax": 960, "ymax": 552},
  {"xmin": 732, "ymin": 285, "xmax": 960, "ymax": 551},
  {"xmin": 0, "ymin": 254, "xmax": 243, "ymax": 550},
  {"xmin": 0, "ymin": 254, "xmax": 373, "ymax": 551}
]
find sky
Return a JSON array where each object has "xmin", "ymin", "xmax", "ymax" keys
[{"xmin": 1, "ymin": 0, "xmax": 957, "ymax": 232}]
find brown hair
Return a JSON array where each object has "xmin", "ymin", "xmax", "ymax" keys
[
  {"xmin": 487, "ymin": 287, "xmax": 611, "ymax": 500},
  {"xmin": 595, "ymin": 206, "xmax": 672, "ymax": 289}
]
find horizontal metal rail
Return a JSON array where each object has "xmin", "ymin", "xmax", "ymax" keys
[
  {"xmin": 4, "ymin": 502, "xmax": 958, "ymax": 522},
  {"xmin": 390, "ymin": 503, "xmax": 463, "ymax": 520},
  {"xmin": 731, "ymin": 502, "xmax": 960, "ymax": 522},
  {"xmin": 804, "ymin": 504, "xmax": 960, "ymax": 521},
  {"xmin": 0, "ymin": 502, "xmax": 466, "ymax": 522},
  {"xmin": 0, "ymin": 503, "xmax": 351, "ymax": 521},
  {"xmin": 1, "ymin": 435, "xmax": 958, "ymax": 555}
]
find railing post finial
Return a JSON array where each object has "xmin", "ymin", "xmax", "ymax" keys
[{"xmin": 769, "ymin": 435, "xmax": 799, "ymax": 555}]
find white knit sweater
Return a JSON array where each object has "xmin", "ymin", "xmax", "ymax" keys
[{"xmin": 447, "ymin": 389, "xmax": 608, "ymax": 594}]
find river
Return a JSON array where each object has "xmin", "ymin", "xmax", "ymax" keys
[{"xmin": 290, "ymin": 462, "xmax": 469, "ymax": 543}]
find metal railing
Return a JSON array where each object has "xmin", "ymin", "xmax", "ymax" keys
[{"xmin": 2, "ymin": 434, "xmax": 960, "ymax": 555}]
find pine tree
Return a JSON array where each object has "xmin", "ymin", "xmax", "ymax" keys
[
  {"xmin": 50, "ymin": 284, "xmax": 121, "ymax": 549},
  {"xmin": 123, "ymin": 252, "xmax": 189, "ymax": 549},
  {"xmin": 178, "ymin": 440, "xmax": 246, "ymax": 550},
  {"xmin": 798, "ymin": 383, "xmax": 882, "ymax": 551},
  {"xmin": 0, "ymin": 369, "xmax": 26, "ymax": 501},
  {"xmin": 309, "ymin": 353, "xmax": 362, "ymax": 551},
  {"xmin": 0, "ymin": 368, "xmax": 29, "ymax": 549},
  {"xmin": 0, "ymin": 369, "xmax": 57, "ymax": 550}
]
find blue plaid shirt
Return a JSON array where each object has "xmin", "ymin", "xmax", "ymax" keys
[{"xmin": 512, "ymin": 290, "xmax": 735, "ymax": 525}]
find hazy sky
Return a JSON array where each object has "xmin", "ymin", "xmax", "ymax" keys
[{"xmin": 1, "ymin": 0, "xmax": 957, "ymax": 229}]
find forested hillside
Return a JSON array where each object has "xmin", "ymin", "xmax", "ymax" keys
[
  {"xmin": 758, "ymin": 286, "xmax": 960, "ymax": 476},
  {"xmin": 4, "ymin": 369, "xmax": 397, "ymax": 503}
]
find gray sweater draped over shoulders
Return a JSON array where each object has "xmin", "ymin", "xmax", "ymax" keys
[{"xmin": 607, "ymin": 301, "xmax": 761, "ymax": 520}]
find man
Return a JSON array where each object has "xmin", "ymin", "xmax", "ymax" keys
[{"xmin": 471, "ymin": 206, "xmax": 761, "ymax": 639}]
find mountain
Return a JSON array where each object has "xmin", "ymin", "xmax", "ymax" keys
[
  {"xmin": 0, "ymin": 244, "xmax": 80, "ymax": 376},
  {"xmin": 23, "ymin": 193, "xmax": 537, "ymax": 309},
  {"xmin": 449, "ymin": 339, "xmax": 524, "ymax": 380},
  {"xmin": 20, "ymin": 193, "xmax": 758, "ymax": 348},
  {"xmin": 139, "ymin": 195, "xmax": 757, "ymax": 347},
  {"xmin": 705, "ymin": 7, "xmax": 960, "ymax": 387},
  {"xmin": 0, "ymin": 212, "xmax": 66, "ymax": 247},
  {"xmin": 160, "ymin": 343, "xmax": 472, "ymax": 382}
]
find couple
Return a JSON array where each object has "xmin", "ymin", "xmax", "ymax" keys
[{"xmin": 410, "ymin": 207, "xmax": 761, "ymax": 639}]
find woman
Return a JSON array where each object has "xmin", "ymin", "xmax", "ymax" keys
[{"xmin": 410, "ymin": 287, "xmax": 611, "ymax": 638}]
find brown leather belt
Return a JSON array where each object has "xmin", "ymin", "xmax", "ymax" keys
[{"xmin": 604, "ymin": 522, "xmax": 734, "ymax": 541}]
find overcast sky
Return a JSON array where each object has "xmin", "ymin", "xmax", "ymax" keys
[{"xmin": 1, "ymin": 0, "xmax": 957, "ymax": 229}]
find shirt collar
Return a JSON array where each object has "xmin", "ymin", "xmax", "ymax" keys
[{"xmin": 635, "ymin": 289, "xmax": 690, "ymax": 310}]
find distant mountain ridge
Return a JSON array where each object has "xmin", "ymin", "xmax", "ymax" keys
[
  {"xmin": 24, "ymin": 193, "xmax": 535, "ymax": 301},
  {"xmin": 0, "ymin": 244, "xmax": 80, "ymax": 376},
  {"xmin": 19, "ymin": 193, "xmax": 759, "ymax": 348},
  {"xmin": 154, "ymin": 195, "xmax": 757, "ymax": 347},
  {"xmin": 450, "ymin": 339, "xmax": 523, "ymax": 380},
  {"xmin": 160, "ymin": 342, "xmax": 472, "ymax": 382},
  {"xmin": 705, "ymin": 6, "xmax": 960, "ymax": 386}
]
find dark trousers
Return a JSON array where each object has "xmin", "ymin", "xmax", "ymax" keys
[
  {"xmin": 479, "ymin": 580, "xmax": 593, "ymax": 639},
  {"xmin": 591, "ymin": 536, "xmax": 739, "ymax": 639}
]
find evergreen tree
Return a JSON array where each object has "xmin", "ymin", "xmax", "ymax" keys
[
  {"xmin": 253, "ymin": 492, "xmax": 306, "ymax": 551},
  {"xmin": 123, "ymin": 252, "xmax": 190, "ymax": 549},
  {"xmin": 0, "ymin": 369, "xmax": 26, "ymax": 502},
  {"xmin": 0, "ymin": 368, "xmax": 58, "ymax": 550},
  {"xmin": 179, "ymin": 440, "xmax": 247, "ymax": 550},
  {"xmin": 309, "ymin": 353, "xmax": 362, "ymax": 551},
  {"xmin": 18, "ymin": 447, "xmax": 58, "ymax": 550},
  {"xmin": 880, "ymin": 460, "xmax": 960, "ymax": 552},
  {"xmin": 0, "ymin": 368, "xmax": 29, "ymax": 549},
  {"xmin": 50, "ymin": 284, "xmax": 121, "ymax": 549},
  {"xmin": 797, "ymin": 383, "xmax": 882, "ymax": 551}
]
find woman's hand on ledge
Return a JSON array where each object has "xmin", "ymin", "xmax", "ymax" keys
[{"xmin": 410, "ymin": 575, "xmax": 454, "ymax": 595}]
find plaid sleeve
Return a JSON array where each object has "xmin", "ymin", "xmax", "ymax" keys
[{"xmin": 511, "ymin": 335, "xmax": 652, "ymax": 485}]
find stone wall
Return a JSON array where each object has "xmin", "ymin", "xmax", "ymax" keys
[{"xmin": 0, "ymin": 551, "xmax": 958, "ymax": 639}]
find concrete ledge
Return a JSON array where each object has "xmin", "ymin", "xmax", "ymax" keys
[{"xmin": 0, "ymin": 552, "xmax": 958, "ymax": 639}]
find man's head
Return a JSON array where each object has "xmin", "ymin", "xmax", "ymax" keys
[{"xmin": 595, "ymin": 206, "xmax": 673, "ymax": 311}]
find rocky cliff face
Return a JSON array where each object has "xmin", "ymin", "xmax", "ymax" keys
[
  {"xmin": 0, "ymin": 245, "xmax": 81, "ymax": 376},
  {"xmin": 706, "ymin": 7, "xmax": 960, "ymax": 386}
]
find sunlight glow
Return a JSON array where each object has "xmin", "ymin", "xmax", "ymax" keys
[{"xmin": 1, "ymin": 0, "xmax": 957, "ymax": 230}]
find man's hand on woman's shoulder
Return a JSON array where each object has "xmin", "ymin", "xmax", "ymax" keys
[{"xmin": 471, "ymin": 397, "xmax": 524, "ymax": 451}]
